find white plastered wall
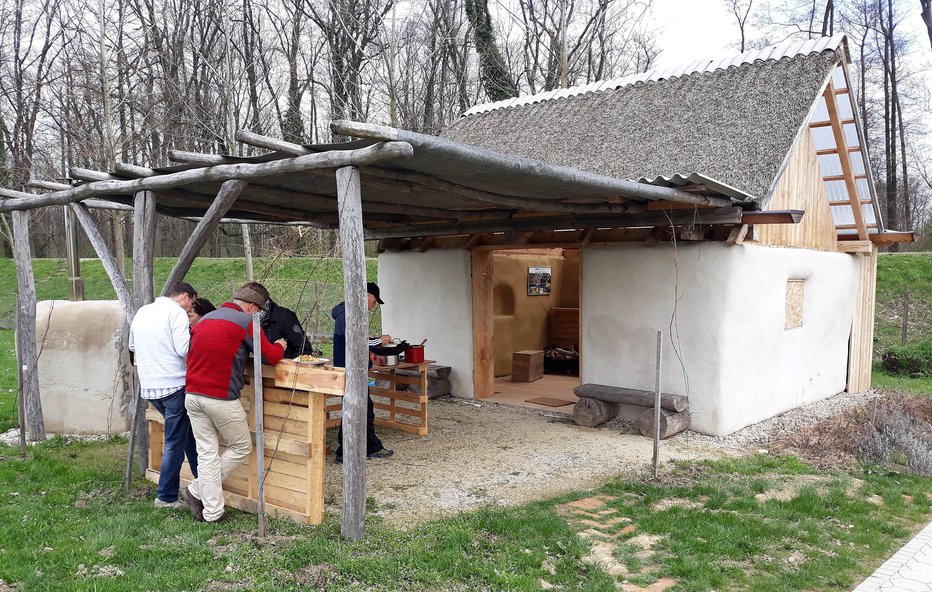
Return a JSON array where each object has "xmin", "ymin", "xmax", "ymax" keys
[
  {"xmin": 582, "ymin": 243, "xmax": 859, "ymax": 435},
  {"xmin": 35, "ymin": 300, "xmax": 132, "ymax": 434},
  {"xmin": 378, "ymin": 250, "xmax": 474, "ymax": 398}
]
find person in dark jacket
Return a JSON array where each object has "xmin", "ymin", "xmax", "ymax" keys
[
  {"xmin": 259, "ymin": 297, "xmax": 312, "ymax": 359},
  {"xmin": 332, "ymin": 282, "xmax": 393, "ymax": 463}
]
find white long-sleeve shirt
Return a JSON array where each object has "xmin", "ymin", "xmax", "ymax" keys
[{"xmin": 129, "ymin": 296, "xmax": 190, "ymax": 398}]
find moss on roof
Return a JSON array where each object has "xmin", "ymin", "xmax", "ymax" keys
[{"xmin": 443, "ymin": 49, "xmax": 840, "ymax": 202}]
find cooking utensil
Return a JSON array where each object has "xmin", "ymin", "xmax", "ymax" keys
[
  {"xmin": 371, "ymin": 341, "xmax": 408, "ymax": 355},
  {"xmin": 373, "ymin": 353, "xmax": 400, "ymax": 366},
  {"xmin": 404, "ymin": 343, "xmax": 425, "ymax": 363},
  {"xmin": 418, "ymin": 338, "xmax": 428, "ymax": 346}
]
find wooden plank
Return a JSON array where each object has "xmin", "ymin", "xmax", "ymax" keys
[
  {"xmin": 837, "ymin": 240, "xmax": 873, "ymax": 253},
  {"xmin": 306, "ymin": 389, "xmax": 325, "ymax": 523},
  {"xmin": 373, "ymin": 418, "xmax": 428, "ymax": 436},
  {"xmin": 370, "ymin": 387, "xmax": 425, "ymax": 405},
  {"xmin": 263, "ymin": 400, "xmax": 310, "ymax": 422},
  {"xmin": 756, "ymin": 129, "xmax": 837, "ymax": 251},
  {"xmin": 274, "ymin": 362, "xmax": 346, "ymax": 396},
  {"xmin": 472, "ymin": 248, "xmax": 494, "ymax": 398}
]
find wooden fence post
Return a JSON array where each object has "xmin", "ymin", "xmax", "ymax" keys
[{"xmin": 12, "ymin": 209, "xmax": 45, "ymax": 442}]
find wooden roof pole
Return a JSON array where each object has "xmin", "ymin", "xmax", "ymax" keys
[
  {"xmin": 0, "ymin": 142, "xmax": 413, "ymax": 214},
  {"xmin": 233, "ymin": 130, "xmax": 647, "ymax": 215},
  {"xmin": 822, "ymin": 80, "xmax": 869, "ymax": 241},
  {"xmin": 330, "ymin": 120, "xmax": 735, "ymax": 208},
  {"xmin": 335, "ymin": 166, "xmax": 368, "ymax": 541}
]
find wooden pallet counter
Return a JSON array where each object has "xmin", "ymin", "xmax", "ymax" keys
[
  {"xmin": 326, "ymin": 360, "xmax": 435, "ymax": 436},
  {"xmin": 146, "ymin": 360, "xmax": 344, "ymax": 525}
]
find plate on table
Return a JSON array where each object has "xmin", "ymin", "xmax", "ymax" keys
[{"xmin": 294, "ymin": 355, "xmax": 329, "ymax": 366}]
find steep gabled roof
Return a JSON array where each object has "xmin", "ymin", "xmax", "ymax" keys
[{"xmin": 443, "ymin": 37, "xmax": 843, "ymax": 204}]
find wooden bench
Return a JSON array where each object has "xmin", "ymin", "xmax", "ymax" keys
[
  {"xmin": 393, "ymin": 364, "xmax": 452, "ymax": 399},
  {"xmin": 573, "ymin": 383, "xmax": 689, "ymax": 439}
]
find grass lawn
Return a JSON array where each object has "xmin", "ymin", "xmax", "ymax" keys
[
  {"xmin": 0, "ymin": 438, "xmax": 931, "ymax": 591},
  {"xmin": 874, "ymin": 253, "xmax": 932, "ymax": 354}
]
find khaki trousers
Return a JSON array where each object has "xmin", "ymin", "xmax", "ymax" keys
[{"xmin": 184, "ymin": 394, "xmax": 252, "ymax": 522}]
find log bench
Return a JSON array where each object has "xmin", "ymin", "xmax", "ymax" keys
[{"xmin": 572, "ymin": 383, "xmax": 689, "ymax": 439}]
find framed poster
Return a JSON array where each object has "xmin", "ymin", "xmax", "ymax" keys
[{"xmin": 527, "ymin": 266, "xmax": 552, "ymax": 296}]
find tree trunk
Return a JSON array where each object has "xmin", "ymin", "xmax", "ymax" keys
[
  {"xmin": 573, "ymin": 397, "xmax": 618, "ymax": 427},
  {"xmin": 638, "ymin": 408, "xmax": 689, "ymax": 439}
]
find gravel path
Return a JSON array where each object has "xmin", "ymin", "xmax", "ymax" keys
[{"xmin": 323, "ymin": 390, "xmax": 880, "ymax": 526}]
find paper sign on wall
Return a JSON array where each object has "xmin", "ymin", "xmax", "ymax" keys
[{"xmin": 527, "ymin": 266, "xmax": 552, "ymax": 296}]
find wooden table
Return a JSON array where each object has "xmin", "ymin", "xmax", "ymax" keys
[
  {"xmin": 145, "ymin": 360, "xmax": 344, "ymax": 525},
  {"xmin": 326, "ymin": 359, "xmax": 435, "ymax": 436}
]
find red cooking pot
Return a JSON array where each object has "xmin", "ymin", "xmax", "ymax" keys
[{"xmin": 404, "ymin": 343, "xmax": 425, "ymax": 363}]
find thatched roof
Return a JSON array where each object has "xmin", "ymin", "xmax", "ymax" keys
[{"xmin": 443, "ymin": 43, "xmax": 842, "ymax": 204}]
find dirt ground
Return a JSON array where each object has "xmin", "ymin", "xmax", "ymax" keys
[{"xmin": 321, "ymin": 398, "xmax": 736, "ymax": 527}]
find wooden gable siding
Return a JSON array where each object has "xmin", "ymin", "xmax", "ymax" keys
[{"xmin": 756, "ymin": 130, "xmax": 837, "ymax": 251}]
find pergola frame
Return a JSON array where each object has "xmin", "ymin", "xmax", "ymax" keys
[{"xmin": 3, "ymin": 120, "xmax": 809, "ymax": 540}]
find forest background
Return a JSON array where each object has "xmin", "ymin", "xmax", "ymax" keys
[{"xmin": 0, "ymin": 0, "xmax": 930, "ymax": 260}]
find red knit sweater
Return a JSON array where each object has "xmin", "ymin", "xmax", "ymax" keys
[{"xmin": 186, "ymin": 302, "xmax": 284, "ymax": 400}]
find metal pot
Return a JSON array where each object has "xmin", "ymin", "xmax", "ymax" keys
[
  {"xmin": 371, "ymin": 341, "xmax": 408, "ymax": 356},
  {"xmin": 404, "ymin": 344, "xmax": 425, "ymax": 363},
  {"xmin": 373, "ymin": 353, "xmax": 400, "ymax": 366}
]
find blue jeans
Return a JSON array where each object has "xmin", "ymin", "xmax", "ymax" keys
[{"xmin": 150, "ymin": 387, "xmax": 199, "ymax": 502}]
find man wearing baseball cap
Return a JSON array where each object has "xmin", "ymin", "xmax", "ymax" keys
[
  {"xmin": 182, "ymin": 281, "xmax": 287, "ymax": 523},
  {"xmin": 331, "ymin": 281, "xmax": 393, "ymax": 463}
]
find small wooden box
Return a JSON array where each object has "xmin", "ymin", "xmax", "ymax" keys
[{"xmin": 512, "ymin": 350, "xmax": 544, "ymax": 382}]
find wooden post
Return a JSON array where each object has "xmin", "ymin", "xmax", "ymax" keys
[
  {"xmin": 63, "ymin": 206, "xmax": 85, "ymax": 300},
  {"xmin": 124, "ymin": 191, "xmax": 156, "ymax": 490},
  {"xmin": 652, "ymin": 330, "xmax": 662, "ymax": 479},
  {"xmin": 161, "ymin": 180, "xmax": 248, "ymax": 296},
  {"xmin": 11, "ymin": 209, "xmax": 45, "ymax": 442},
  {"xmin": 252, "ymin": 312, "xmax": 267, "ymax": 537},
  {"xmin": 335, "ymin": 165, "xmax": 368, "ymax": 540},
  {"xmin": 471, "ymin": 249, "xmax": 494, "ymax": 398}
]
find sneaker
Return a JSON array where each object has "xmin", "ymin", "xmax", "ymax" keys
[
  {"xmin": 182, "ymin": 488, "xmax": 205, "ymax": 522},
  {"xmin": 334, "ymin": 456, "xmax": 343, "ymax": 465},
  {"xmin": 367, "ymin": 448, "xmax": 394, "ymax": 460},
  {"xmin": 153, "ymin": 498, "xmax": 187, "ymax": 510},
  {"xmin": 205, "ymin": 512, "xmax": 226, "ymax": 525}
]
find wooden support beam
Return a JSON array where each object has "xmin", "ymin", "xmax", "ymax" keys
[
  {"xmin": 471, "ymin": 249, "xmax": 494, "ymax": 399},
  {"xmin": 335, "ymin": 166, "xmax": 368, "ymax": 541},
  {"xmin": 0, "ymin": 142, "xmax": 414, "ymax": 214},
  {"xmin": 464, "ymin": 234, "xmax": 482, "ymax": 250},
  {"xmin": 366, "ymin": 206, "xmax": 743, "ymax": 240},
  {"xmin": 830, "ymin": 200, "xmax": 873, "ymax": 206},
  {"xmin": 727, "ymin": 224, "xmax": 749, "ymax": 245},
  {"xmin": 837, "ymin": 240, "xmax": 873, "ymax": 253},
  {"xmin": 822, "ymin": 81, "xmax": 868, "ymax": 240},
  {"xmin": 168, "ymin": 150, "xmax": 238, "ymax": 165},
  {"xmin": 868, "ymin": 231, "xmax": 915, "ymax": 245},
  {"xmin": 740, "ymin": 210, "xmax": 804, "ymax": 224},
  {"xmin": 70, "ymin": 202, "xmax": 134, "ymax": 313},
  {"xmin": 580, "ymin": 228, "xmax": 596, "ymax": 247},
  {"xmin": 12, "ymin": 210, "xmax": 45, "ymax": 441},
  {"xmin": 822, "ymin": 174, "xmax": 867, "ymax": 182},
  {"xmin": 162, "ymin": 180, "xmax": 248, "ymax": 296},
  {"xmin": 115, "ymin": 162, "xmax": 157, "ymax": 177}
]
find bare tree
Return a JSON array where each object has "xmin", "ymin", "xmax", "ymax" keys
[{"xmin": 726, "ymin": 0, "xmax": 755, "ymax": 51}]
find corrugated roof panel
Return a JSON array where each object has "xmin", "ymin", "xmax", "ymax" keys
[{"xmin": 464, "ymin": 34, "xmax": 846, "ymax": 116}]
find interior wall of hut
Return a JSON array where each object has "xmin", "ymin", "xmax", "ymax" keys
[{"xmin": 491, "ymin": 249, "xmax": 580, "ymax": 377}]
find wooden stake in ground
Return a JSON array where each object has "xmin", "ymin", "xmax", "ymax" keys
[
  {"xmin": 652, "ymin": 330, "xmax": 663, "ymax": 479},
  {"xmin": 252, "ymin": 312, "xmax": 267, "ymax": 537},
  {"xmin": 14, "ymin": 294, "xmax": 27, "ymax": 456},
  {"xmin": 336, "ymin": 165, "xmax": 369, "ymax": 541}
]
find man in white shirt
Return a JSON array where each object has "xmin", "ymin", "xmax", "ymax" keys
[{"xmin": 129, "ymin": 282, "xmax": 199, "ymax": 509}]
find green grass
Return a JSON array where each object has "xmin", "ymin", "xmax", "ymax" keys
[
  {"xmin": 1, "ymin": 441, "xmax": 930, "ymax": 591},
  {"xmin": 875, "ymin": 253, "xmax": 932, "ymax": 355},
  {"xmin": 0, "ymin": 329, "xmax": 15, "ymax": 432}
]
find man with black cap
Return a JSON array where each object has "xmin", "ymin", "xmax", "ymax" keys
[
  {"xmin": 182, "ymin": 281, "xmax": 287, "ymax": 523},
  {"xmin": 331, "ymin": 281, "xmax": 393, "ymax": 463}
]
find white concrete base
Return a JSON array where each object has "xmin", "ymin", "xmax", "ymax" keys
[{"xmin": 35, "ymin": 300, "xmax": 132, "ymax": 434}]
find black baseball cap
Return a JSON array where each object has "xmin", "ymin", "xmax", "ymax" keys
[{"xmin": 367, "ymin": 282, "xmax": 385, "ymax": 305}]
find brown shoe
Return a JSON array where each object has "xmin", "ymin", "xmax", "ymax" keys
[{"xmin": 182, "ymin": 488, "xmax": 205, "ymax": 522}]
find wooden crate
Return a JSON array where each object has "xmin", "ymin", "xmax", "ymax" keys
[
  {"xmin": 326, "ymin": 360, "xmax": 433, "ymax": 437},
  {"xmin": 512, "ymin": 350, "xmax": 544, "ymax": 382},
  {"xmin": 551, "ymin": 308, "xmax": 579, "ymax": 348},
  {"xmin": 146, "ymin": 361, "xmax": 344, "ymax": 525}
]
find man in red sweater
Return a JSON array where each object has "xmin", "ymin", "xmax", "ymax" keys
[{"xmin": 182, "ymin": 282, "xmax": 287, "ymax": 523}]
